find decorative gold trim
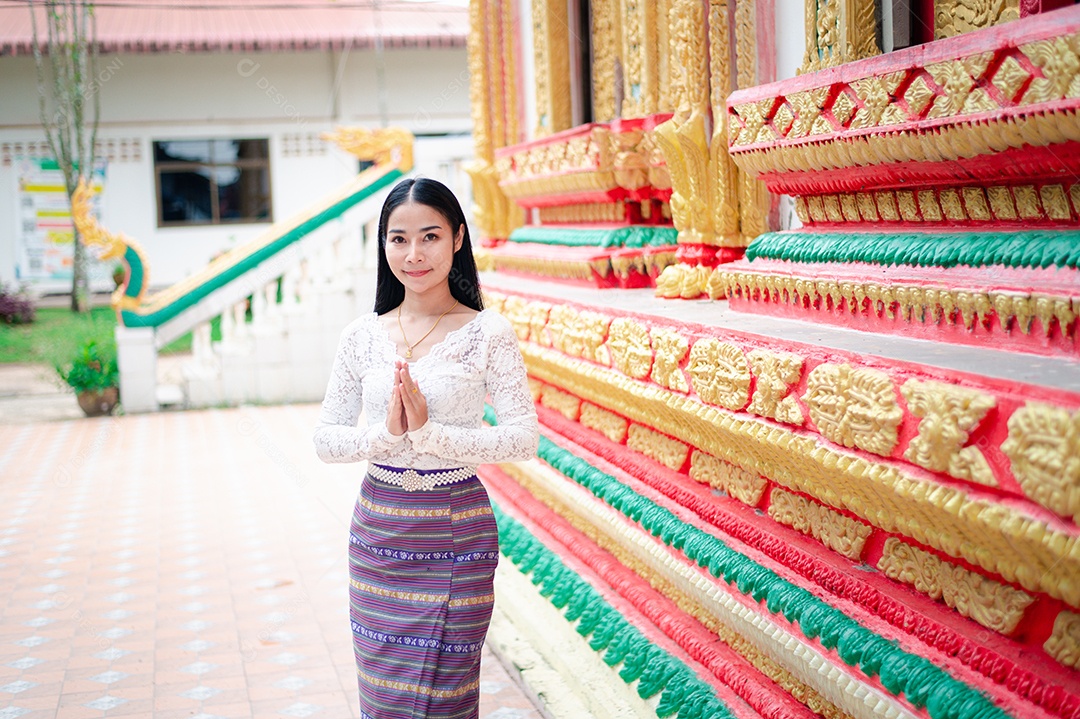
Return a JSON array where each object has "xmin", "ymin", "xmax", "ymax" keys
[
  {"xmin": 768, "ymin": 489, "xmax": 873, "ymax": 561},
  {"xmin": 800, "ymin": 0, "xmax": 880, "ymax": 73},
  {"xmin": 877, "ymin": 537, "xmax": 1034, "ymax": 635},
  {"xmin": 580, "ymin": 401, "xmax": 630, "ymax": 443},
  {"xmin": 515, "ymin": 342, "xmax": 1080, "ymax": 606},
  {"xmin": 746, "ymin": 349, "xmax": 805, "ymax": 426},
  {"xmin": 716, "ymin": 270, "xmax": 1079, "ymax": 338},
  {"xmin": 1044, "ymin": 610, "xmax": 1080, "ymax": 669},
  {"xmin": 322, "ymin": 126, "xmax": 414, "ymax": 173},
  {"xmin": 689, "ymin": 450, "xmax": 767, "ymax": 506},
  {"xmin": 627, "ymin": 423, "xmax": 689, "ymax": 470},
  {"xmin": 795, "ymin": 184, "xmax": 1077, "ymax": 224},
  {"xmin": 902, "ymin": 379, "xmax": 997, "ymax": 486},
  {"xmin": 591, "ymin": 0, "xmax": 622, "ymax": 123},
  {"xmin": 803, "ymin": 363, "xmax": 902, "ymax": 457},
  {"xmin": 935, "ymin": 0, "xmax": 1019, "ymax": 40},
  {"xmin": 532, "ymin": 0, "xmax": 572, "ymax": 135},
  {"xmin": 537, "ymin": 202, "xmax": 626, "ymax": 224},
  {"xmin": 1001, "ymin": 402, "xmax": 1080, "ymax": 522},
  {"xmin": 540, "ymin": 384, "xmax": 582, "ymax": 421},
  {"xmin": 607, "ymin": 317, "xmax": 654, "ymax": 379}
]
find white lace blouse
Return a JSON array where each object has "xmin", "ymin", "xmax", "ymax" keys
[{"xmin": 313, "ymin": 308, "xmax": 539, "ymax": 471}]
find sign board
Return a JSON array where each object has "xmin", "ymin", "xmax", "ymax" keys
[{"xmin": 15, "ymin": 158, "xmax": 108, "ymax": 282}]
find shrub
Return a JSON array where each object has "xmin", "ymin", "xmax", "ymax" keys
[
  {"xmin": 0, "ymin": 283, "xmax": 35, "ymax": 324},
  {"xmin": 55, "ymin": 339, "xmax": 118, "ymax": 394}
]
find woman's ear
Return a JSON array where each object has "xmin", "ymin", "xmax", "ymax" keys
[{"xmin": 454, "ymin": 225, "xmax": 464, "ymax": 253}]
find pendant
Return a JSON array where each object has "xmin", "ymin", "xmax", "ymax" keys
[{"xmin": 405, "ymin": 348, "xmax": 412, "ymax": 359}]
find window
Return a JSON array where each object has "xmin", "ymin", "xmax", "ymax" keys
[{"xmin": 154, "ymin": 139, "xmax": 271, "ymax": 226}]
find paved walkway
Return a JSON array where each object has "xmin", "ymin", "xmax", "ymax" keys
[{"xmin": 0, "ymin": 403, "xmax": 546, "ymax": 719}]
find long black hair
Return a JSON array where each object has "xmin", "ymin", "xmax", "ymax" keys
[{"xmin": 373, "ymin": 177, "xmax": 484, "ymax": 315}]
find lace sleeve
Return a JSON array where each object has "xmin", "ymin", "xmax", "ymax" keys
[
  {"xmin": 313, "ymin": 322, "xmax": 405, "ymax": 463},
  {"xmin": 409, "ymin": 316, "xmax": 539, "ymax": 465}
]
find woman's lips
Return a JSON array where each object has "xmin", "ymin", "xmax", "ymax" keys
[{"xmin": 404, "ymin": 270, "xmax": 431, "ymax": 277}]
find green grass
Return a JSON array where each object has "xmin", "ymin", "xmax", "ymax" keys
[{"xmin": 0, "ymin": 308, "xmax": 220, "ymax": 365}]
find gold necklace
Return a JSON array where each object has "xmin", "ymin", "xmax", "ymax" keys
[{"xmin": 397, "ymin": 300, "xmax": 458, "ymax": 359}]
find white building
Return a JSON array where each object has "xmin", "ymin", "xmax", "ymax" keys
[{"xmin": 0, "ymin": 1, "xmax": 473, "ymax": 294}]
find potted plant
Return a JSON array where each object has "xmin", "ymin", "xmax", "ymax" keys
[{"xmin": 55, "ymin": 340, "xmax": 120, "ymax": 416}]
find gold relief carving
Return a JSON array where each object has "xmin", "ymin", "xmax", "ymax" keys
[
  {"xmin": 612, "ymin": 129, "xmax": 651, "ymax": 191},
  {"xmin": 467, "ymin": 0, "xmax": 493, "ymax": 162},
  {"xmin": 547, "ymin": 306, "xmax": 611, "ymax": 364},
  {"xmin": 1041, "ymin": 184, "xmax": 1072, "ymax": 220},
  {"xmin": 1001, "ymin": 403, "xmax": 1080, "ymax": 522},
  {"xmin": 901, "ymin": 380, "xmax": 997, "ymax": 486},
  {"xmin": 855, "ymin": 192, "xmax": 879, "ymax": 221},
  {"xmin": 499, "ymin": 295, "xmax": 533, "ymax": 341},
  {"xmin": 607, "ymin": 318, "xmax": 654, "ymax": 379},
  {"xmin": 788, "ymin": 88, "xmax": 832, "ymax": 139},
  {"xmin": 807, "ymin": 195, "xmax": 826, "ymax": 222},
  {"xmin": 935, "ymin": 0, "xmax": 1019, "ymax": 41},
  {"xmin": 875, "ymin": 192, "xmax": 899, "ymax": 222},
  {"xmin": 991, "ymin": 54, "xmax": 1031, "ymax": 103},
  {"xmin": 896, "ymin": 191, "xmax": 919, "ymax": 222},
  {"xmin": 850, "ymin": 73, "xmax": 905, "ymax": 129},
  {"xmin": 803, "ymin": 363, "xmax": 902, "ymax": 457},
  {"xmin": 746, "ymin": 349, "xmax": 805, "ymax": 426},
  {"xmin": 917, "ymin": 190, "xmax": 943, "ymax": 222},
  {"xmin": 655, "ymin": 263, "xmax": 709, "ymax": 299},
  {"xmin": 822, "ymin": 195, "xmax": 844, "ymax": 222},
  {"xmin": 538, "ymin": 202, "xmax": 626, "ymax": 224},
  {"xmin": 709, "ymin": 0, "xmax": 745, "ymax": 243},
  {"xmin": 690, "ymin": 450, "xmax": 767, "ymax": 506},
  {"xmin": 518, "ymin": 343, "xmax": 1080, "ymax": 605},
  {"xmin": 540, "ymin": 384, "xmax": 582, "ymax": 421},
  {"xmin": 620, "ymin": 0, "xmax": 660, "ymax": 117},
  {"xmin": 831, "ymin": 90, "xmax": 857, "ymax": 126},
  {"xmin": 903, "ymin": 75, "xmax": 938, "ymax": 117},
  {"xmin": 525, "ymin": 302, "xmax": 553, "ymax": 346},
  {"xmin": 591, "ymin": 0, "xmax": 622, "ymax": 123},
  {"xmin": 1013, "ymin": 185, "xmax": 1042, "ymax": 220},
  {"xmin": 734, "ymin": 0, "xmax": 757, "ymax": 90},
  {"xmin": 687, "ymin": 339, "xmax": 752, "ymax": 410},
  {"xmin": 1074, "ymin": 185, "xmax": 1080, "ymax": 218},
  {"xmin": 532, "ymin": 0, "xmax": 572, "ymax": 135},
  {"xmin": 878, "ymin": 538, "xmax": 1034, "ymax": 635},
  {"xmin": 840, "ymin": 194, "xmax": 860, "ymax": 221},
  {"xmin": 627, "ymin": 424, "xmax": 689, "ymax": 471},
  {"xmin": 962, "ymin": 187, "xmax": 992, "ymax": 221},
  {"xmin": 795, "ymin": 196, "xmax": 810, "ymax": 223},
  {"xmin": 987, "ymin": 186, "xmax": 1018, "ymax": 220},
  {"xmin": 768, "ymin": 489, "xmax": 873, "ymax": 561},
  {"xmin": 1021, "ymin": 36, "xmax": 1080, "ymax": 106},
  {"xmin": 939, "ymin": 188, "xmax": 966, "ymax": 221},
  {"xmin": 926, "ymin": 59, "xmax": 978, "ymax": 119},
  {"xmin": 580, "ymin": 401, "xmax": 630, "ymax": 443},
  {"xmin": 650, "ymin": 328, "xmax": 690, "ymax": 393},
  {"xmin": 1045, "ymin": 611, "xmax": 1080, "ymax": 669},
  {"xmin": 491, "ymin": 253, "xmax": 606, "ymax": 281}
]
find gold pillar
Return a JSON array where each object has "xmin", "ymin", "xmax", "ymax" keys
[
  {"xmin": 801, "ymin": 0, "xmax": 879, "ymax": 73},
  {"xmin": 733, "ymin": 0, "xmax": 769, "ymax": 239},
  {"xmin": 533, "ymin": 0, "xmax": 572, "ymax": 135},
  {"xmin": 467, "ymin": 0, "xmax": 523, "ymax": 240},
  {"xmin": 591, "ymin": 0, "xmax": 623, "ymax": 123},
  {"xmin": 709, "ymin": 0, "xmax": 742, "ymax": 243},
  {"xmin": 620, "ymin": 0, "xmax": 660, "ymax": 118}
]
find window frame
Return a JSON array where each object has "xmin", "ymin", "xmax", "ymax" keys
[{"xmin": 153, "ymin": 138, "xmax": 273, "ymax": 228}]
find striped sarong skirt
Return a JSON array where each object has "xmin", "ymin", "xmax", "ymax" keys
[{"xmin": 349, "ymin": 466, "xmax": 499, "ymax": 719}]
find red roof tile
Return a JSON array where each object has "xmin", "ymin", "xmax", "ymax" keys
[{"xmin": 0, "ymin": 0, "xmax": 468, "ymax": 56}]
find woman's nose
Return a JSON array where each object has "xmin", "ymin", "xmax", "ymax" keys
[{"xmin": 405, "ymin": 240, "xmax": 423, "ymax": 262}]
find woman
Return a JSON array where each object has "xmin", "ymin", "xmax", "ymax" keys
[{"xmin": 313, "ymin": 177, "xmax": 539, "ymax": 719}]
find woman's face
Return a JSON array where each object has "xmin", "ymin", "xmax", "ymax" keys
[{"xmin": 384, "ymin": 200, "xmax": 463, "ymax": 297}]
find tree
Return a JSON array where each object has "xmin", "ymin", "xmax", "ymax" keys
[{"xmin": 29, "ymin": 0, "xmax": 100, "ymax": 312}]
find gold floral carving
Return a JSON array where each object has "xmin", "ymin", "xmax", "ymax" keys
[
  {"xmin": 527, "ymin": 377, "xmax": 543, "ymax": 402},
  {"xmin": 803, "ymin": 363, "xmax": 901, "ymax": 457},
  {"xmin": 580, "ymin": 402, "xmax": 630, "ymax": 443},
  {"xmin": 538, "ymin": 202, "xmax": 626, "ymax": 224},
  {"xmin": 746, "ymin": 350, "xmax": 805, "ymax": 426},
  {"xmin": 539, "ymin": 384, "xmax": 582, "ymax": 421},
  {"xmin": 627, "ymin": 424, "xmax": 689, "ymax": 470},
  {"xmin": 650, "ymin": 328, "xmax": 690, "ymax": 393},
  {"xmin": 546, "ymin": 306, "xmax": 611, "ymax": 365},
  {"xmin": 1044, "ymin": 611, "xmax": 1080, "ymax": 669},
  {"xmin": 878, "ymin": 538, "xmax": 1034, "ymax": 635},
  {"xmin": 516, "ymin": 342, "xmax": 1080, "ymax": 605},
  {"xmin": 1022, "ymin": 35, "xmax": 1080, "ymax": 105},
  {"xmin": 655, "ymin": 263, "xmax": 710, "ymax": 299},
  {"xmin": 1001, "ymin": 402, "xmax": 1080, "ymax": 522},
  {"xmin": 1041, "ymin": 184, "xmax": 1072, "ymax": 220},
  {"xmin": 690, "ymin": 450, "xmax": 767, "ymax": 506},
  {"xmin": 734, "ymin": 0, "xmax": 756, "ymax": 90},
  {"xmin": 467, "ymin": 0, "xmax": 493, "ymax": 163},
  {"xmin": 591, "ymin": 0, "xmax": 622, "ymax": 123},
  {"xmin": 902, "ymin": 380, "xmax": 997, "ymax": 486},
  {"xmin": 687, "ymin": 339, "xmax": 752, "ymax": 410},
  {"xmin": 607, "ymin": 318, "xmax": 654, "ymax": 379},
  {"xmin": 620, "ymin": 0, "xmax": 660, "ymax": 117},
  {"xmin": 768, "ymin": 489, "xmax": 872, "ymax": 561},
  {"xmin": 935, "ymin": 0, "xmax": 1019, "ymax": 40}
]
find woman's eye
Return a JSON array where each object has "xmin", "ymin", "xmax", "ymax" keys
[
  {"xmin": 389, "ymin": 236, "xmax": 404, "ymax": 243},
  {"xmin": 425, "ymin": 233, "xmax": 438, "ymax": 241}
]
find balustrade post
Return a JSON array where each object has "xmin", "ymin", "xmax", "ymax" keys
[{"xmin": 115, "ymin": 325, "xmax": 158, "ymax": 413}]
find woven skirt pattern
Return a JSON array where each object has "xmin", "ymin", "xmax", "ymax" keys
[{"xmin": 349, "ymin": 467, "xmax": 499, "ymax": 719}]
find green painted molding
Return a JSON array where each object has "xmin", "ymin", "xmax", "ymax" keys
[
  {"xmin": 509, "ymin": 225, "xmax": 678, "ymax": 249},
  {"xmin": 484, "ymin": 406, "xmax": 1008, "ymax": 719},
  {"xmin": 746, "ymin": 230, "xmax": 1080, "ymax": 269},
  {"xmin": 492, "ymin": 503, "xmax": 734, "ymax": 719},
  {"xmin": 120, "ymin": 168, "xmax": 403, "ymax": 328}
]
